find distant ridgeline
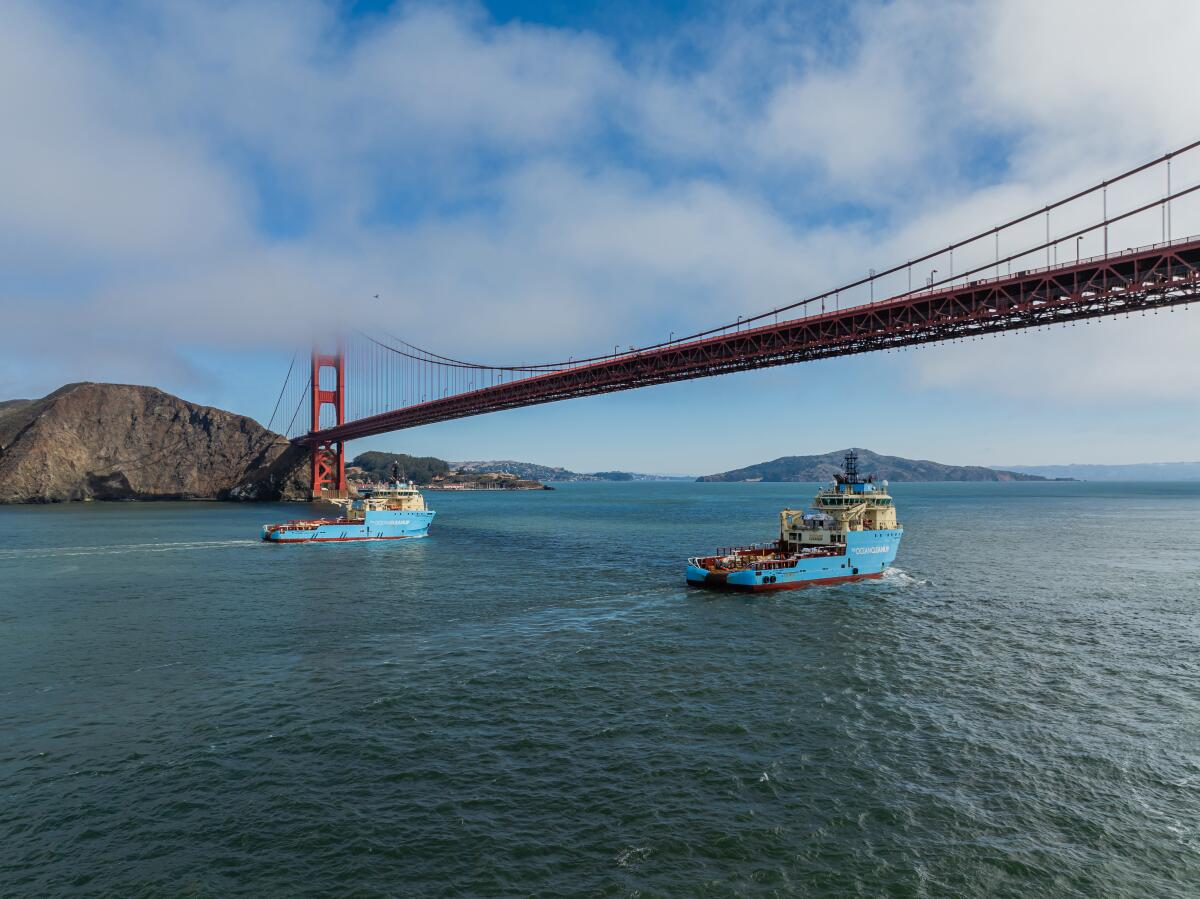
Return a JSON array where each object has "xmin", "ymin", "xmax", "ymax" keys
[
  {"xmin": 455, "ymin": 461, "xmax": 684, "ymax": 482},
  {"xmin": 1003, "ymin": 462, "xmax": 1200, "ymax": 481},
  {"xmin": 698, "ymin": 448, "xmax": 1048, "ymax": 483},
  {"xmin": 351, "ymin": 456, "xmax": 682, "ymax": 484}
]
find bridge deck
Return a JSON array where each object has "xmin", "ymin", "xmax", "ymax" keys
[{"xmin": 304, "ymin": 236, "xmax": 1200, "ymax": 444}]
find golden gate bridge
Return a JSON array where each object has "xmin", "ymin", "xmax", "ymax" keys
[{"xmin": 267, "ymin": 141, "xmax": 1200, "ymax": 498}]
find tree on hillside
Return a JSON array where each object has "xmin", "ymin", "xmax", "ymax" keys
[{"xmin": 351, "ymin": 451, "xmax": 450, "ymax": 485}]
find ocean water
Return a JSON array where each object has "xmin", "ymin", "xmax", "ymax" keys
[{"xmin": 1, "ymin": 481, "xmax": 1198, "ymax": 897}]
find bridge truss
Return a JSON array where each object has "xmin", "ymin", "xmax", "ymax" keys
[{"xmin": 267, "ymin": 141, "xmax": 1200, "ymax": 496}]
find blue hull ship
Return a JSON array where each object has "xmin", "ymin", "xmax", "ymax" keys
[
  {"xmin": 686, "ymin": 450, "xmax": 902, "ymax": 592},
  {"xmin": 263, "ymin": 482, "xmax": 434, "ymax": 543}
]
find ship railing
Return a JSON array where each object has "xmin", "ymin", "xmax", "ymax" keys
[
  {"xmin": 266, "ymin": 517, "xmax": 354, "ymax": 532},
  {"xmin": 715, "ymin": 542, "xmax": 780, "ymax": 556},
  {"xmin": 752, "ymin": 547, "xmax": 843, "ymax": 570},
  {"xmin": 750, "ymin": 558, "xmax": 795, "ymax": 571},
  {"xmin": 690, "ymin": 546, "xmax": 773, "ymax": 571},
  {"xmin": 690, "ymin": 545, "xmax": 844, "ymax": 573}
]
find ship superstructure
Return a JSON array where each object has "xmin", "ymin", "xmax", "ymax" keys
[
  {"xmin": 686, "ymin": 450, "xmax": 902, "ymax": 591},
  {"xmin": 262, "ymin": 481, "xmax": 435, "ymax": 543}
]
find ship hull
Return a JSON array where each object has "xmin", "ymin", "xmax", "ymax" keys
[
  {"xmin": 263, "ymin": 509, "xmax": 435, "ymax": 544},
  {"xmin": 685, "ymin": 529, "xmax": 901, "ymax": 592},
  {"xmin": 686, "ymin": 570, "xmax": 884, "ymax": 591},
  {"xmin": 266, "ymin": 533, "xmax": 428, "ymax": 544}
]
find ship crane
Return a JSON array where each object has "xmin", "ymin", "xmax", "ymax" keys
[{"xmin": 833, "ymin": 501, "xmax": 869, "ymax": 530}]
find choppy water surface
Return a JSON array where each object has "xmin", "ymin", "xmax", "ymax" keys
[{"xmin": 2, "ymin": 482, "xmax": 1199, "ymax": 896}]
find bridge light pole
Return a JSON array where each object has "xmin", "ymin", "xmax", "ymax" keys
[
  {"xmin": 928, "ymin": 268, "xmax": 938, "ymax": 287},
  {"xmin": 1166, "ymin": 156, "xmax": 1172, "ymax": 241},
  {"xmin": 1103, "ymin": 184, "xmax": 1108, "ymax": 256},
  {"xmin": 1046, "ymin": 208, "xmax": 1051, "ymax": 267}
]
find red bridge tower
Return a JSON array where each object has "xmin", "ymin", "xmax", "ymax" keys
[{"xmin": 310, "ymin": 345, "xmax": 347, "ymax": 498}]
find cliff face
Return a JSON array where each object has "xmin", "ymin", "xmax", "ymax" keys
[{"xmin": 0, "ymin": 383, "xmax": 309, "ymax": 503}]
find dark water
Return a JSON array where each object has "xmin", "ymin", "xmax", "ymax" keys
[{"xmin": 2, "ymin": 482, "xmax": 1199, "ymax": 897}]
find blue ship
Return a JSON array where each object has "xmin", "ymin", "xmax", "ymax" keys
[
  {"xmin": 686, "ymin": 450, "xmax": 902, "ymax": 591},
  {"xmin": 262, "ymin": 482, "xmax": 434, "ymax": 543}
]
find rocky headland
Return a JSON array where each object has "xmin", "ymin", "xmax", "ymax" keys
[{"xmin": 0, "ymin": 383, "xmax": 309, "ymax": 503}]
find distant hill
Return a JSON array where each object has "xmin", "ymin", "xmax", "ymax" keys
[
  {"xmin": 456, "ymin": 460, "xmax": 584, "ymax": 481},
  {"xmin": 1004, "ymin": 462, "xmax": 1200, "ymax": 481},
  {"xmin": 698, "ymin": 448, "xmax": 1046, "ymax": 482},
  {"xmin": 0, "ymin": 399, "xmax": 32, "ymax": 415},
  {"xmin": 455, "ymin": 460, "xmax": 687, "ymax": 481},
  {"xmin": 351, "ymin": 451, "xmax": 450, "ymax": 485}
]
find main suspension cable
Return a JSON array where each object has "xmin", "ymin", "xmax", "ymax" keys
[
  {"xmin": 265, "ymin": 353, "xmax": 296, "ymax": 433},
  {"xmin": 364, "ymin": 138, "xmax": 1200, "ymax": 372}
]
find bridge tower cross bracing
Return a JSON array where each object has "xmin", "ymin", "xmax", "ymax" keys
[{"xmin": 309, "ymin": 344, "xmax": 347, "ymax": 499}]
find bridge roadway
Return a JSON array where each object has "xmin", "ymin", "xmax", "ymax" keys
[{"xmin": 304, "ymin": 235, "xmax": 1200, "ymax": 445}]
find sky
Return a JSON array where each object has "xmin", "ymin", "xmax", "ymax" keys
[{"xmin": 3, "ymin": 0, "xmax": 1200, "ymax": 474}]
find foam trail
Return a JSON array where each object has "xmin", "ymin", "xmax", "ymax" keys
[
  {"xmin": 877, "ymin": 567, "xmax": 930, "ymax": 588},
  {"xmin": 0, "ymin": 540, "xmax": 260, "ymax": 560}
]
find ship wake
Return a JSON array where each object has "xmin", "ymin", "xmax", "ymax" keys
[
  {"xmin": 876, "ymin": 567, "xmax": 929, "ymax": 589},
  {"xmin": 0, "ymin": 539, "xmax": 260, "ymax": 560}
]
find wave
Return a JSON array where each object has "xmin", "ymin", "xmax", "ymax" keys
[{"xmin": 876, "ymin": 567, "xmax": 930, "ymax": 588}]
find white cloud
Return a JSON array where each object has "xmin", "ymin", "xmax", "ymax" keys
[
  {"xmin": 972, "ymin": 0, "xmax": 1200, "ymax": 161},
  {"xmin": 0, "ymin": 3, "xmax": 248, "ymax": 265},
  {"xmin": 758, "ymin": 68, "xmax": 920, "ymax": 183},
  {"xmin": 132, "ymin": 1, "xmax": 623, "ymax": 211},
  {"xmin": 1, "ymin": 0, "xmax": 1199, "ymax": 414}
]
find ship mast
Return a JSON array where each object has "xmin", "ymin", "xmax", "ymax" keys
[{"xmin": 836, "ymin": 449, "xmax": 862, "ymax": 486}]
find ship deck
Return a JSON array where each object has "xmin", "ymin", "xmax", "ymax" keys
[
  {"xmin": 264, "ymin": 517, "xmax": 355, "ymax": 534},
  {"xmin": 689, "ymin": 542, "xmax": 844, "ymax": 573}
]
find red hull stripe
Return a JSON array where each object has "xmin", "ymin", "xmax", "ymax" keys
[{"xmin": 686, "ymin": 572, "xmax": 883, "ymax": 592}]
